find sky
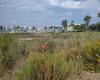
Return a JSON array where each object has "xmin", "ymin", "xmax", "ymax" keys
[{"xmin": 0, "ymin": 0, "xmax": 100, "ymax": 26}]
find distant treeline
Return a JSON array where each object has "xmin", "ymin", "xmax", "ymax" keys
[
  {"xmin": 62, "ymin": 13, "xmax": 100, "ymax": 32},
  {"xmin": 74, "ymin": 22, "xmax": 100, "ymax": 32}
]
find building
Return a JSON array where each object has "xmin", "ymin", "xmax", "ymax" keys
[{"xmin": 67, "ymin": 25, "xmax": 74, "ymax": 31}]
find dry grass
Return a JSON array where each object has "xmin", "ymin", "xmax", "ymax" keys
[{"xmin": 0, "ymin": 32, "xmax": 100, "ymax": 80}]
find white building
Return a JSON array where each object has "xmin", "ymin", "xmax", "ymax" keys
[{"xmin": 67, "ymin": 26, "xmax": 74, "ymax": 31}]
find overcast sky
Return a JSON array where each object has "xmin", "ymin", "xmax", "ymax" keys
[{"xmin": 0, "ymin": 0, "xmax": 100, "ymax": 26}]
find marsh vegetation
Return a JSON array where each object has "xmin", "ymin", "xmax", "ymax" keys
[{"xmin": 0, "ymin": 32, "xmax": 100, "ymax": 80}]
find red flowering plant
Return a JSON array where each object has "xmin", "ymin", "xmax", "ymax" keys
[{"xmin": 39, "ymin": 43, "xmax": 48, "ymax": 52}]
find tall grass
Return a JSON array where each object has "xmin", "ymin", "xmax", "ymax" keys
[
  {"xmin": 0, "ymin": 33, "xmax": 28, "ymax": 76},
  {"xmin": 16, "ymin": 52, "xmax": 83, "ymax": 80},
  {"xmin": 82, "ymin": 40, "xmax": 100, "ymax": 72},
  {"xmin": 0, "ymin": 32, "xmax": 100, "ymax": 80}
]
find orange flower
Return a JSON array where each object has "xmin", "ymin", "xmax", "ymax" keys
[{"xmin": 40, "ymin": 44, "xmax": 48, "ymax": 50}]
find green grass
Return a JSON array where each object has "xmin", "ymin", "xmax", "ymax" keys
[{"xmin": 16, "ymin": 53, "xmax": 83, "ymax": 80}]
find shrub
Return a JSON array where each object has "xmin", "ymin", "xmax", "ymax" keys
[
  {"xmin": 16, "ymin": 53, "xmax": 83, "ymax": 80},
  {"xmin": 83, "ymin": 40, "xmax": 100, "ymax": 72},
  {"xmin": 0, "ymin": 34, "xmax": 14, "ymax": 74},
  {"xmin": 47, "ymin": 39, "xmax": 57, "ymax": 53},
  {"xmin": 0, "ymin": 33, "xmax": 22, "ymax": 76}
]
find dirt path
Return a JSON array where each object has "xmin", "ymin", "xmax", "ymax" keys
[
  {"xmin": 79, "ymin": 72, "xmax": 100, "ymax": 80},
  {"xmin": 0, "ymin": 71, "xmax": 100, "ymax": 80},
  {"xmin": 19, "ymin": 38, "xmax": 38, "ymax": 41},
  {"xmin": 0, "ymin": 57, "xmax": 26, "ymax": 80}
]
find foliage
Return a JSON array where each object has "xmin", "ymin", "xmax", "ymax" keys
[
  {"xmin": 0, "ymin": 32, "xmax": 100, "ymax": 80},
  {"xmin": 82, "ymin": 40, "xmax": 100, "ymax": 72},
  {"xmin": 97, "ymin": 13, "xmax": 100, "ymax": 18},
  {"xmin": 0, "ymin": 33, "xmax": 25, "ymax": 76},
  {"xmin": 89, "ymin": 23, "xmax": 100, "ymax": 31},
  {"xmin": 84, "ymin": 15, "xmax": 92, "ymax": 27},
  {"xmin": 71, "ymin": 20, "xmax": 74, "ymax": 26},
  {"xmin": 16, "ymin": 53, "xmax": 83, "ymax": 80},
  {"xmin": 97, "ymin": 13, "xmax": 100, "ymax": 22},
  {"xmin": 74, "ymin": 24, "xmax": 86, "ymax": 31},
  {"xmin": 62, "ymin": 20, "xmax": 67, "ymax": 32}
]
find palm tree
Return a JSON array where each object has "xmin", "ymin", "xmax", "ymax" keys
[
  {"xmin": 49, "ymin": 26, "xmax": 53, "ymax": 32},
  {"xmin": 71, "ymin": 20, "xmax": 74, "ymax": 26},
  {"xmin": 84, "ymin": 15, "xmax": 92, "ymax": 28},
  {"xmin": 44, "ymin": 27, "xmax": 47, "ymax": 32},
  {"xmin": 32, "ymin": 26, "xmax": 36, "ymax": 30},
  {"xmin": 97, "ymin": 13, "xmax": 100, "ymax": 22},
  {"xmin": 61, "ymin": 20, "xmax": 67, "ymax": 32},
  {"xmin": 54, "ymin": 26, "xmax": 58, "ymax": 32}
]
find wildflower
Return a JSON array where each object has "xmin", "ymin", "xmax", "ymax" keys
[{"xmin": 39, "ymin": 43, "xmax": 48, "ymax": 52}]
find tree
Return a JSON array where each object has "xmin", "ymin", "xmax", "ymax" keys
[
  {"xmin": 32, "ymin": 26, "xmax": 36, "ymax": 30},
  {"xmin": 95, "ymin": 23, "xmax": 100, "ymax": 31},
  {"xmin": 89, "ymin": 24, "xmax": 96, "ymax": 31},
  {"xmin": 44, "ymin": 27, "xmax": 47, "ymax": 31},
  {"xmin": 54, "ymin": 26, "xmax": 57, "ymax": 32},
  {"xmin": 84, "ymin": 15, "xmax": 92, "ymax": 27},
  {"xmin": 61, "ymin": 20, "xmax": 67, "ymax": 32},
  {"xmin": 71, "ymin": 20, "xmax": 74, "ymax": 26},
  {"xmin": 97, "ymin": 13, "xmax": 100, "ymax": 22},
  {"xmin": 49, "ymin": 26, "xmax": 53, "ymax": 32},
  {"xmin": 0, "ymin": 25, "xmax": 3, "ymax": 32}
]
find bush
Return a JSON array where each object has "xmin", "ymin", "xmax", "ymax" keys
[
  {"xmin": 83, "ymin": 40, "xmax": 100, "ymax": 72},
  {"xmin": 0, "ymin": 33, "xmax": 22, "ymax": 76},
  {"xmin": 0, "ymin": 34, "xmax": 14, "ymax": 75},
  {"xmin": 47, "ymin": 39, "xmax": 57, "ymax": 53},
  {"xmin": 16, "ymin": 53, "xmax": 83, "ymax": 80}
]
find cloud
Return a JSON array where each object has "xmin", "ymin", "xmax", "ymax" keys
[
  {"xmin": 48, "ymin": 0, "xmax": 81, "ymax": 9},
  {"xmin": 60, "ymin": 1, "xmax": 81, "ymax": 9},
  {"xmin": 48, "ymin": 0, "xmax": 59, "ymax": 5},
  {"xmin": 81, "ymin": 0, "xmax": 100, "ymax": 11},
  {"xmin": 80, "ymin": 0, "xmax": 100, "ymax": 17},
  {"xmin": 0, "ymin": 0, "xmax": 100, "ymax": 26},
  {"xmin": 48, "ymin": 0, "xmax": 100, "ymax": 10},
  {"xmin": 0, "ymin": 0, "xmax": 47, "ymax": 12},
  {"xmin": 0, "ymin": 4, "xmax": 4, "ymax": 8}
]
